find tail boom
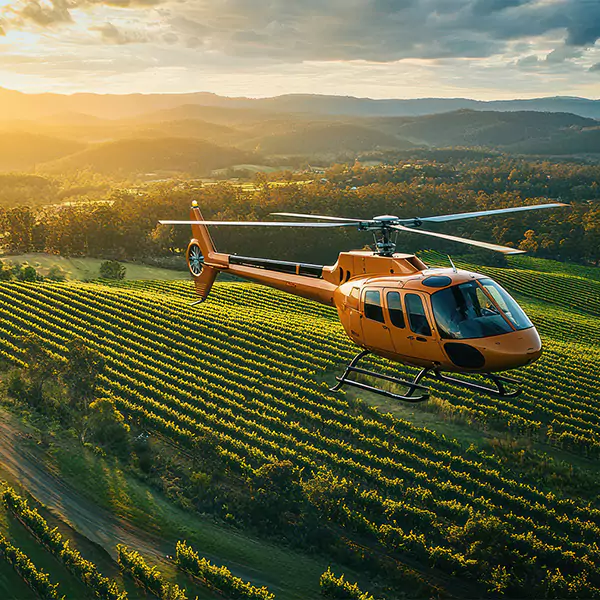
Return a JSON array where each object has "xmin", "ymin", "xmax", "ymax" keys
[{"xmin": 184, "ymin": 204, "xmax": 337, "ymax": 305}]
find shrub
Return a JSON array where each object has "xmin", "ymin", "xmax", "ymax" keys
[
  {"xmin": 0, "ymin": 261, "xmax": 13, "ymax": 281},
  {"xmin": 319, "ymin": 567, "xmax": 374, "ymax": 600},
  {"xmin": 14, "ymin": 264, "xmax": 39, "ymax": 282},
  {"xmin": 99, "ymin": 260, "xmax": 126, "ymax": 280},
  {"xmin": 47, "ymin": 266, "xmax": 67, "ymax": 282}
]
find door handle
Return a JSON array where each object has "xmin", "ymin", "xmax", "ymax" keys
[
  {"xmin": 383, "ymin": 325, "xmax": 389, "ymax": 330},
  {"xmin": 407, "ymin": 335, "xmax": 415, "ymax": 340}
]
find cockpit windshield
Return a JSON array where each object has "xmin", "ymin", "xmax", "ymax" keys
[{"xmin": 431, "ymin": 278, "xmax": 533, "ymax": 340}]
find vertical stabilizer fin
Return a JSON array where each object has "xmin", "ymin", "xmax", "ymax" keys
[{"xmin": 188, "ymin": 201, "xmax": 219, "ymax": 303}]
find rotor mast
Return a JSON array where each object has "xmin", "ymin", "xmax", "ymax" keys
[{"xmin": 360, "ymin": 215, "xmax": 401, "ymax": 257}]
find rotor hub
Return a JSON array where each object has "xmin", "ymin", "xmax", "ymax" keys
[{"xmin": 373, "ymin": 215, "xmax": 400, "ymax": 223}]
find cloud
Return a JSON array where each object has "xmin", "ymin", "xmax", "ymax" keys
[
  {"xmin": 589, "ymin": 62, "xmax": 600, "ymax": 72},
  {"xmin": 565, "ymin": 0, "xmax": 600, "ymax": 46},
  {"xmin": 3, "ymin": 0, "xmax": 600, "ymax": 63},
  {"xmin": 1, "ymin": 0, "xmax": 600, "ymax": 99},
  {"xmin": 20, "ymin": 0, "xmax": 72, "ymax": 27},
  {"xmin": 7, "ymin": 0, "xmax": 165, "ymax": 30},
  {"xmin": 90, "ymin": 21, "xmax": 151, "ymax": 44},
  {"xmin": 152, "ymin": 0, "xmax": 599, "ymax": 63},
  {"xmin": 546, "ymin": 45, "xmax": 583, "ymax": 64}
]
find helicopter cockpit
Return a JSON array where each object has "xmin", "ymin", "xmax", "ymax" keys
[{"xmin": 431, "ymin": 278, "xmax": 533, "ymax": 340}]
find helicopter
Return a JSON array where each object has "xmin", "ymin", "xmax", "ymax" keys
[{"xmin": 160, "ymin": 200, "xmax": 567, "ymax": 402}]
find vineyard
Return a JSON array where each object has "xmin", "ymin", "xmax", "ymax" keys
[{"xmin": 0, "ymin": 254, "xmax": 599, "ymax": 598}]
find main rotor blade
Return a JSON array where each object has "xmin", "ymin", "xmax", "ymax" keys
[
  {"xmin": 407, "ymin": 202, "xmax": 568, "ymax": 225},
  {"xmin": 271, "ymin": 212, "xmax": 363, "ymax": 222},
  {"xmin": 392, "ymin": 224, "xmax": 525, "ymax": 254},
  {"xmin": 159, "ymin": 220, "xmax": 357, "ymax": 228}
]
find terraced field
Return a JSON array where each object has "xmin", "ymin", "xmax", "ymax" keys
[{"xmin": 0, "ymin": 255, "xmax": 599, "ymax": 598}]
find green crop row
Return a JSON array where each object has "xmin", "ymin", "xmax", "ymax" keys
[
  {"xmin": 175, "ymin": 540, "xmax": 275, "ymax": 600},
  {"xmin": 0, "ymin": 531, "xmax": 63, "ymax": 600},
  {"xmin": 116, "ymin": 545, "xmax": 186, "ymax": 600},
  {"xmin": 2, "ymin": 485, "xmax": 127, "ymax": 600},
  {"xmin": 0, "ymin": 274, "xmax": 599, "ymax": 597}
]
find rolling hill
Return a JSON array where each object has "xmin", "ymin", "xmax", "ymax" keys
[
  {"xmin": 40, "ymin": 137, "xmax": 253, "ymax": 176},
  {"xmin": 245, "ymin": 122, "xmax": 417, "ymax": 155},
  {"xmin": 1, "ymin": 102, "xmax": 598, "ymax": 178},
  {"xmin": 374, "ymin": 109, "xmax": 597, "ymax": 148},
  {"xmin": 0, "ymin": 132, "xmax": 85, "ymax": 172},
  {"xmin": 128, "ymin": 119, "xmax": 238, "ymax": 144}
]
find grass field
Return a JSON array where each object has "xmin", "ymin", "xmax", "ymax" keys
[
  {"xmin": 0, "ymin": 253, "xmax": 189, "ymax": 281},
  {"xmin": 0, "ymin": 254, "xmax": 598, "ymax": 598}
]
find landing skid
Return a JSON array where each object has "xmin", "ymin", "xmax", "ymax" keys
[
  {"xmin": 330, "ymin": 350, "xmax": 522, "ymax": 402},
  {"xmin": 330, "ymin": 350, "xmax": 430, "ymax": 403}
]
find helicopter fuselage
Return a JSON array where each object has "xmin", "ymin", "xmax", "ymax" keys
[{"xmin": 192, "ymin": 231, "xmax": 542, "ymax": 376}]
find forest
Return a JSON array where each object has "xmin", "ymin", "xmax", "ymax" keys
[{"xmin": 0, "ymin": 155, "xmax": 598, "ymax": 266}]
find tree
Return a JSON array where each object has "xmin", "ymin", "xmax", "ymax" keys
[
  {"xmin": 0, "ymin": 262, "xmax": 13, "ymax": 281},
  {"xmin": 61, "ymin": 337, "xmax": 105, "ymax": 412},
  {"xmin": 248, "ymin": 460, "xmax": 305, "ymax": 526},
  {"xmin": 519, "ymin": 229, "xmax": 539, "ymax": 253},
  {"xmin": 85, "ymin": 397, "xmax": 131, "ymax": 457},
  {"xmin": 99, "ymin": 260, "xmax": 126, "ymax": 280},
  {"xmin": 15, "ymin": 265, "xmax": 39, "ymax": 282},
  {"xmin": 8, "ymin": 334, "xmax": 56, "ymax": 407}
]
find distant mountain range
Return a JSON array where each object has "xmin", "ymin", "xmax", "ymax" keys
[
  {"xmin": 1, "ymin": 86, "xmax": 599, "ymax": 176},
  {"xmin": 0, "ymin": 87, "xmax": 599, "ymax": 120}
]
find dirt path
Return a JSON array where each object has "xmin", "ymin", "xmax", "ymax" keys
[
  {"xmin": 0, "ymin": 410, "xmax": 176, "ymax": 563},
  {"xmin": 0, "ymin": 409, "xmax": 323, "ymax": 600}
]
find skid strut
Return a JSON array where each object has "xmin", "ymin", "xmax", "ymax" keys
[
  {"xmin": 330, "ymin": 350, "xmax": 430, "ymax": 403},
  {"xmin": 331, "ymin": 350, "xmax": 522, "ymax": 402}
]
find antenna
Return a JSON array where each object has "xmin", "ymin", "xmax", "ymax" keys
[{"xmin": 448, "ymin": 255, "xmax": 458, "ymax": 273}]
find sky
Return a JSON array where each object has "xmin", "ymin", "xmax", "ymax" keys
[{"xmin": 0, "ymin": 0, "xmax": 599, "ymax": 99}]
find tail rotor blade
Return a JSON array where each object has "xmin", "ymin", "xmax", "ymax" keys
[{"xmin": 392, "ymin": 224, "xmax": 524, "ymax": 254}]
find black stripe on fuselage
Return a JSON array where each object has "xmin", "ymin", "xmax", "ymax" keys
[{"xmin": 229, "ymin": 255, "xmax": 323, "ymax": 279}]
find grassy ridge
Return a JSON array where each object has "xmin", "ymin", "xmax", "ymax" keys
[
  {"xmin": 0, "ymin": 254, "xmax": 188, "ymax": 281},
  {"xmin": 0, "ymin": 257, "xmax": 598, "ymax": 596}
]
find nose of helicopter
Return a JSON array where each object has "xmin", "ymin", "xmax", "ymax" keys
[{"xmin": 477, "ymin": 326, "xmax": 542, "ymax": 372}]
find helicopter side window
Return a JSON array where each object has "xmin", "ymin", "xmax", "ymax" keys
[
  {"xmin": 386, "ymin": 292, "xmax": 405, "ymax": 329},
  {"xmin": 405, "ymin": 294, "xmax": 432, "ymax": 336},
  {"xmin": 364, "ymin": 290, "xmax": 384, "ymax": 323}
]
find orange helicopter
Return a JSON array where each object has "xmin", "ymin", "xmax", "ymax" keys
[{"xmin": 160, "ymin": 200, "xmax": 566, "ymax": 402}]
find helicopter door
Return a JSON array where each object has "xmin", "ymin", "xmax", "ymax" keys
[
  {"xmin": 383, "ymin": 290, "xmax": 413, "ymax": 361},
  {"xmin": 402, "ymin": 292, "xmax": 436, "ymax": 362},
  {"xmin": 361, "ymin": 289, "xmax": 395, "ymax": 353}
]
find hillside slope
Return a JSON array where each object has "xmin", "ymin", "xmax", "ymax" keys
[
  {"xmin": 0, "ymin": 256, "xmax": 599, "ymax": 597},
  {"xmin": 0, "ymin": 133, "xmax": 85, "ymax": 172},
  {"xmin": 375, "ymin": 110, "xmax": 597, "ymax": 149},
  {"xmin": 40, "ymin": 137, "xmax": 253, "ymax": 176},
  {"xmin": 245, "ymin": 122, "xmax": 416, "ymax": 155}
]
